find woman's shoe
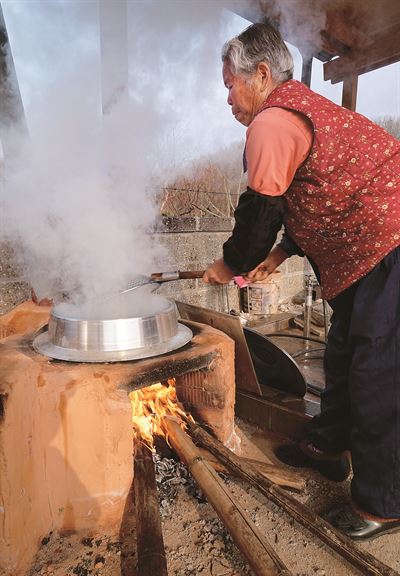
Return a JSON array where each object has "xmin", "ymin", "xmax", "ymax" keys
[
  {"xmin": 275, "ymin": 441, "xmax": 351, "ymax": 482},
  {"xmin": 324, "ymin": 504, "xmax": 400, "ymax": 540}
]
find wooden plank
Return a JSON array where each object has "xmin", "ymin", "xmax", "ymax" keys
[
  {"xmin": 201, "ymin": 421, "xmax": 306, "ymax": 490},
  {"xmin": 176, "ymin": 302, "xmax": 262, "ymax": 396}
]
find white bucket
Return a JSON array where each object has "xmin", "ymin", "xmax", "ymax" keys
[{"xmin": 241, "ymin": 273, "xmax": 281, "ymax": 315}]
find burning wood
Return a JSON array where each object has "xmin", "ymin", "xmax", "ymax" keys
[
  {"xmin": 129, "ymin": 379, "xmax": 303, "ymax": 490},
  {"xmin": 131, "ymin": 379, "xmax": 188, "ymax": 576},
  {"xmin": 130, "ymin": 378, "xmax": 190, "ymax": 446}
]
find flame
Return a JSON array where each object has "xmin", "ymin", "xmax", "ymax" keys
[{"xmin": 129, "ymin": 378, "xmax": 191, "ymax": 449}]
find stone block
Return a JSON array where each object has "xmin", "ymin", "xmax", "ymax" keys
[{"xmin": 0, "ymin": 281, "xmax": 30, "ymax": 314}]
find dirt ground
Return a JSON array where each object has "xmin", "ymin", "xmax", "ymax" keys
[{"xmin": 26, "ymin": 418, "xmax": 400, "ymax": 576}]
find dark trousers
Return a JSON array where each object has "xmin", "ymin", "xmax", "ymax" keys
[{"xmin": 308, "ymin": 245, "xmax": 400, "ymax": 518}]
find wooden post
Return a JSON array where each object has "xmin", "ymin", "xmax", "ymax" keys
[
  {"xmin": 188, "ymin": 422, "xmax": 399, "ymax": 576},
  {"xmin": 134, "ymin": 440, "xmax": 168, "ymax": 576},
  {"xmin": 164, "ymin": 417, "xmax": 292, "ymax": 576},
  {"xmin": 342, "ymin": 74, "xmax": 358, "ymax": 110}
]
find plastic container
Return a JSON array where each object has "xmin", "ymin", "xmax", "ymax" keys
[{"xmin": 240, "ymin": 273, "xmax": 281, "ymax": 315}]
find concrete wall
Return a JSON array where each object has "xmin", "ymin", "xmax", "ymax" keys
[
  {"xmin": 0, "ymin": 218, "xmax": 304, "ymax": 314},
  {"xmin": 0, "ymin": 243, "xmax": 30, "ymax": 314}
]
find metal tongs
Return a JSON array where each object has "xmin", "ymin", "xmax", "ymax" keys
[{"xmin": 119, "ymin": 270, "xmax": 205, "ymax": 295}]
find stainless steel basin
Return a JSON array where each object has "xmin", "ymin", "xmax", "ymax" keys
[{"xmin": 33, "ymin": 296, "xmax": 192, "ymax": 362}]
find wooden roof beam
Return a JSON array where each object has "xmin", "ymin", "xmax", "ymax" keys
[
  {"xmin": 324, "ymin": 27, "xmax": 400, "ymax": 83},
  {"xmin": 228, "ymin": 3, "xmax": 339, "ymax": 63},
  {"xmin": 324, "ymin": 8, "xmax": 372, "ymax": 51}
]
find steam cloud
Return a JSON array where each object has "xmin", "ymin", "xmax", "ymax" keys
[
  {"xmin": 1, "ymin": 0, "xmax": 399, "ymax": 311},
  {"xmin": 0, "ymin": 1, "xmax": 245, "ymax": 304}
]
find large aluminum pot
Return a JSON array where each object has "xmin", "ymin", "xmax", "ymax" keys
[{"xmin": 33, "ymin": 295, "xmax": 192, "ymax": 362}]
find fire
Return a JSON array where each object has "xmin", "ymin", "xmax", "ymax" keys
[{"xmin": 129, "ymin": 378, "xmax": 191, "ymax": 448}]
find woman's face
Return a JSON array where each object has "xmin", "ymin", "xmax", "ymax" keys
[{"xmin": 223, "ymin": 61, "xmax": 266, "ymax": 127}]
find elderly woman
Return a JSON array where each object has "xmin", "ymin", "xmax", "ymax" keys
[{"xmin": 204, "ymin": 22, "xmax": 400, "ymax": 540}]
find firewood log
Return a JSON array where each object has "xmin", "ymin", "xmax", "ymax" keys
[{"xmin": 134, "ymin": 440, "xmax": 168, "ymax": 576}]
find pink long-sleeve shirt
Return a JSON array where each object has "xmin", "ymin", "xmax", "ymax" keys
[{"xmin": 246, "ymin": 107, "xmax": 313, "ymax": 196}]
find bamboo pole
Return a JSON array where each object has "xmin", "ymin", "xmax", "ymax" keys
[
  {"xmin": 188, "ymin": 422, "xmax": 399, "ymax": 576},
  {"xmin": 134, "ymin": 440, "xmax": 168, "ymax": 576},
  {"xmin": 164, "ymin": 417, "xmax": 292, "ymax": 576}
]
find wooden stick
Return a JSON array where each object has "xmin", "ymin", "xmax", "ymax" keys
[
  {"xmin": 177, "ymin": 270, "xmax": 205, "ymax": 279},
  {"xmin": 198, "ymin": 447, "xmax": 305, "ymax": 491},
  {"xmin": 134, "ymin": 440, "xmax": 168, "ymax": 576},
  {"xmin": 188, "ymin": 422, "xmax": 399, "ymax": 576},
  {"xmin": 164, "ymin": 417, "xmax": 292, "ymax": 576},
  {"xmin": 239, "ymin": 456, "xmax": 305, "ymax": 491}
]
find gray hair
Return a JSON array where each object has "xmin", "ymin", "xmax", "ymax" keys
[{"xmin": 222, "ymin": 22, "xmax": 294, "ymax": 84}]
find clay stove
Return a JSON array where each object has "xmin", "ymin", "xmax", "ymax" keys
[{"xmin": 0, "ymin": 302, "xmax": 236, "ymax": 576}]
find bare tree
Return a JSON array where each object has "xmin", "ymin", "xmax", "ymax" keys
[
  {"xmin": 376, "ymin": 116, "xmax": 400, "ymax": 140},
  {"xmin": 159, "ymin": 142, "xmax": 246, "ymax": 218}
]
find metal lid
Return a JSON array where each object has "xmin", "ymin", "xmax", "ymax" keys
[
  {"xmin": 33, "ymin": 297, "xmax": 192, "ymax": 362},
  {"xmin": 33, "ymin": 322, "xmax": 192, "ymax": 362}
]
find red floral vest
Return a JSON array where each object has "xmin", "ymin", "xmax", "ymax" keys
[{"xmin": 260, "ymin": 80, "xmax": 400, "ymax": 299}]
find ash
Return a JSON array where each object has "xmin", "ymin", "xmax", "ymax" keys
[
  {"xmin": 153, "ymin": 453, "xmax": 207, "ymax": 515},
  {"xmin": 154, "ymin": 452, "xmax": 253, "ymax": 576}
]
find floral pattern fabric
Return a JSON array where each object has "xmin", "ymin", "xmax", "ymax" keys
[{"xmin": 260, "ymin": 80, "xmax": 400, "ymax": 299}]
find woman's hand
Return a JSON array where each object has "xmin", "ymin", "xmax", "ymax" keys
[
  {"xmin": 244, "ymin": 246, "xmax": 289, "ymax": 283},
  {"xmin": 244, "ymin": 261, "xmax": 271, "ymax": 283},
  {"xmin": 203, "ymin": 258, "xmax": 235, "ymax": 285}
]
